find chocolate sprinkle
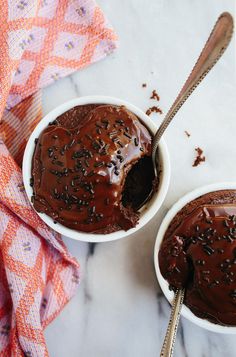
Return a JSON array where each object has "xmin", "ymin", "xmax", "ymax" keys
[
  {"xmin": 87, "ymin": 170, "xmax": 95, "ymax": 177},
  {"xmin": 117, "ymin": 141, "xmax": 124, "ymax": 148},
  {"xmin": 203, "ymin": 245, "xmax": 215, "ymax": 256},
  {"xmin": 124, "ymin": 132, "xmax": 132, "ymax": 139},
  {"xmin": 94, "ymin": 161, "xmax": 104, "ymax": 168}
]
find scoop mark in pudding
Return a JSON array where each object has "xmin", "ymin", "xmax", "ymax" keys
[{"xmin": 192, "ymin": 147, "xmax": 205, "ymax": 167}]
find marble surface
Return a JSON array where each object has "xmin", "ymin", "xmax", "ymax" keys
[{"xmin": 43, "ymin": 1, "xmax": 236, "ymax": 356}]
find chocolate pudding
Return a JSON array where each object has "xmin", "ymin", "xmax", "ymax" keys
[
  {"xmin": 159, "ymin": 190, "xmax": 236, "ymax": 326},
  {"xmin": 31, "ymin": 104, "xmax": 157, "ymax": 234}
]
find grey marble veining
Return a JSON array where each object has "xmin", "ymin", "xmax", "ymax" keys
[{"xmin": 43, "ymin": 1, "xmax": 236, "ymax": 356}]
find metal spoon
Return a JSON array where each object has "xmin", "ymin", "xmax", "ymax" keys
[
  {"xmin": 160, "ymin": 289, "xmax": 185, "ymax": 357},
  {"xmin": 157, "ymin": 12, "xmax": 234, "ymax": 357},
  {"xmin": 137, "ymin": 12, "xmax": 234, "ymax": 213},
  {"xmin": 152, "ymin": 12, "xmax": 233, "ymax": 174}
]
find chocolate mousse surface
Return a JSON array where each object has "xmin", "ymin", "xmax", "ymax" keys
[
  {"xmin": 32, "ymin": 104, "xmax": 156, "ymax": 234},
  {"xmin": 159, "ymin": 190, "xmax": 236, "ymax": 326}
]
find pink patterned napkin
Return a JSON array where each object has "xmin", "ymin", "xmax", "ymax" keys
[{"xmin": 0, "ymin": 1, "xmax": 117, "ymax": 356}]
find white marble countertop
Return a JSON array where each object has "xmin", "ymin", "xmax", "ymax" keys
[{"xmin": 43, "ymin": 1, "xmax": 236, "ymax": 356}]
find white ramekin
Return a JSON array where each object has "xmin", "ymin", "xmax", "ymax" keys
[
  {"xmin": 154, "ymin": 182, "xmax": 236, "ymax": 334},
  {"xmin": 23, "ymin": 96, "xmax": 170, "ymax": 243}
]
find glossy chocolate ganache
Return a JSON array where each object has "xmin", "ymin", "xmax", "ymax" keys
[
  {"xmin": 31, "ymin": 104, "xmax": 157, "ymax": 233},
  {"xmin": 159, "ymin": 190, "xmax": 236, "ymax": 326}
]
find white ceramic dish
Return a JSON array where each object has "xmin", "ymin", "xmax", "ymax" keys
[
  {"xmin": 154, "ymin": 182, "xmax": 236, "ymax": 334},
  {"xmin": 23, "ymin": 95, "xmax": 170, "ymax": 243}
]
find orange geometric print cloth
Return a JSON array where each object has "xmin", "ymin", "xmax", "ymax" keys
[
  {"xmin": 0, "ymin": 0, "xmax": 117, "ymax": 164},
  {"xmin": 0, "ymin": 1, "xmax": 117, "ymax": 355}
]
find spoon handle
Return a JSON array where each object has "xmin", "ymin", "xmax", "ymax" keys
[
  {"xmin": 152, "ymin": 12, "xmax": 234, "ymax": 156},
  {"xmin": 160, "ymin": 289, "xmax": 185, "ymax": 357}
]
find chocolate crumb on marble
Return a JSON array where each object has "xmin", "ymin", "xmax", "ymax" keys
[
  {"xmin": 146, "ymin": 106, "xmax": 163, "ymax": 116},
  {"xmin": 150, "ymin": 89, "xmax": 160, "ymax": 101},
  {"xmin": 193, "ymin": 147, "xmax": 205, "ymax": 167}
]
